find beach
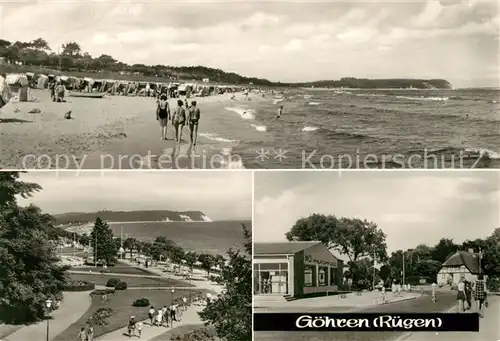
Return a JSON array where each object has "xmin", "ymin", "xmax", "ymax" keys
[
  {"xmin": 2, "ymin": 88, "xmax": 498, "ymax": 169},
  {"xmin": 0, "ymin": 89, "xmax": 267, "ymax": 169}
]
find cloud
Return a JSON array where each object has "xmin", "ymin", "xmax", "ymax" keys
[
  {"xmin": 18, "ymin": 171, "xmax": 252, "ymax": 220},
  {"xmin": 254, "ymin": 172, "xmax": 499, "ymax": 253},
  {"xmin": 1, "ymin": 0, "xmax": 498, "ymax": 87}
]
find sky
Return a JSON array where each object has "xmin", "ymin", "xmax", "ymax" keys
[
  {"xmin": 254, "ymin": 171, "xmax": 500, "ymax": 255},
  {"xmin": 17, "ymin": 171, "xmax": 252, "ymax": 220},
  {"xmin": 0, "ymin": 0, "xmax": 498, "ymax": 88}
]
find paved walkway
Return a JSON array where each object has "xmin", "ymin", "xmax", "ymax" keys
[
  {"xmin": 402, "ymin": 295, "xmax": 500, "ymax": 341},
  {"xmin": 255, "ymin": 291, "xmax": 421, "ymax": 310},
  {"xmin": 95, "ymin": 303, "xmax": 204, "ymax": 341},
  {"xmin": 4, "ymin": 291, "xmax": 92, "ymax": 341}
]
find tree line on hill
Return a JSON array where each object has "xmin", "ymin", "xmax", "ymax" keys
[
  {"xmin": 0, "ymin": 37, "xmax": 452, "ymax": 89},
  {"xmin": 0, "ymin": 37, "xmax": 274, "ymax": 86},
  {"xmin": 287, "ymin": 214, "xmax": 500, "ymax": 291},
  {"xmin": 0, "ymin": 172, "xmax": 251, "ymax": 341}
]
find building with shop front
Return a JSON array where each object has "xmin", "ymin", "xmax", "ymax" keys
[{"xmin": 254, "ymin": 241, "xmax": 344, "ymax": 298}]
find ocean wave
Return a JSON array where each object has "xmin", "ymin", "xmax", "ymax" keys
[
  {"xmin": 251, "ymin": 124, "xmax": 267, "ymax": 132},
  {"xmin": 396, "ymin": 95, "xmax": 449, "ymax": 101},
  {"xmin": 302, "ymin": 126, "xmax": 319, "ymax": 132},
  {"xmin": 273, "ymin": 99, "xmax": 284, "ymax": 104},
  {"xmin": 199, "ymin": 133, "xmax": 237, "ymax": 143},
  {"xmin": 308, "ymin": 102, "xmax": 320, "ymax": 105},
  {"xmin": 412, "ymin": 147, "xmax": 500, "ymax": 160},
  {"xmin": 356, "ymin": 93, "xmax": 387, "ymax": 98},
  {"xmin": 225, "ymin": 107, "xmax": 255, "ymax": 119},
  {"xmin": 303, "ymin": 95, "xmax": 313, "ymax": 99},
  {"xmin": 334, "ymin": 90, "xmax": 352, "ymax": 95}
]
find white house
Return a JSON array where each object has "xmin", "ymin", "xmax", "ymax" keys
[{"xmin": 437, "ymin": 250, "xmax": 483, "ymax": 286}]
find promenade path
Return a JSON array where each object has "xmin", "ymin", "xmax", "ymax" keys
[
  {"xmin": 4, "ymin": 291, "xmax": 91, "ymax": 341},
  {"xmin": 95, "ymin": 302, "xmax": 204, "ymax": 341},
  {"xmin": 92, "ymin": 260, "xmax": 223, "ymax": 340},
  {"xmin": 402, "ymin": 295, "xmax": 500, "ymax": 341}
]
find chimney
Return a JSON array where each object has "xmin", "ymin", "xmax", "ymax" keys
[{"xmin": 468, "ymin": 248, "xmax": 474, "ymax": 254}]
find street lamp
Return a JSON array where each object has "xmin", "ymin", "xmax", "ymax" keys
[
  {"xmin": 45, "ymin": 299, "xmax": 53, "ymax": 341},
  {"xmin": 171, "ymin": 289, "xmax": 175, "ymax": 326}
]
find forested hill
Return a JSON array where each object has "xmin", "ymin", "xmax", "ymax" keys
[
  {"xmin": 53, "ymin": 210, "xmax": 211, "ymax": 225},
  {"xmin": 296, "ymin": 78, "xmax": 453, "ymax": 89},
  {"xmin": 0, "ymin": 38, "xmax": 451, "ymax": 88}
]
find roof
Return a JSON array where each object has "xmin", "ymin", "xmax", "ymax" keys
[
  {"xmin": 442, "ymin": 251, "xmax": 482, "ymax": 274},
  {"xmin": 254, "ymin": 241, "xmax": 322, "ymax": 255}
]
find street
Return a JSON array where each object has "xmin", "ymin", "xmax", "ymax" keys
[{"xmin": 404, "ymin": 295, "xmax": 500, "ymax": 341}]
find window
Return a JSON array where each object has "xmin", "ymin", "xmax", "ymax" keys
[
  {"xmin": 330, "ymin": 267, "xmax": 337, "ymax": 286},
  {"xmin": 304, "ymin": 266, "xmax": 313, "ymax": 287},
  {"xmin": 318, "ymin": 267, "xmax": 327, "ymax": 286}
]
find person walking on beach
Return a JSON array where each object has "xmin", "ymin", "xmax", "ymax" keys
[
  {"xmin": 473, "ymin": 274, "xmax": 487, "ymax": 318},
  {"xmin": 157, "ymin": 94, "xmax": 170, "ymax": 140},
  {"xmin": 172, "ymin": 100, "xmax": 186, "ymax": 143},
  {"xmin": 457, "ymin": 276, "xmax": 467, "ymax": 313},
  {"xmin": 187, "ymin": 101, "xmax": 200, "ymax": 145},
  {"xmin": 276, "ymin": 105, "xmax": 283, "ymax": 119},
  {"xmin": 78, "ymin": 327, "xmax": 86, "ymax": 341}
]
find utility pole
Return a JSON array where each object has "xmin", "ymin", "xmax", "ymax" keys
[
  {"xmin": 402, "ymin": 252, "xmax": 406, "ymax": 286},
  {"xmin": 372, "ymin": 249, "xmax": 376, "ymax": 290},
  {"xmin": 73, "ymin": 231, "xmax": 76, "ymax": 257},
  {"xmin": 58, "ymin": 45, "xmax": 62, "ymax": 70}
]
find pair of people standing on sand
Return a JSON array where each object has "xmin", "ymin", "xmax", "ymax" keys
[{"xmin": 156, "ymin": 96, "xmax": 200, "ymax": 145}]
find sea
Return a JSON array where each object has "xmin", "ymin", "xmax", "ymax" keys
[
  {"xmin": 68, "ymin": 220, "xmax": 250, "ymax": 256},
  {"xmin": 207, "ymin": 88, "xmax": 500, "ymax": 169}
]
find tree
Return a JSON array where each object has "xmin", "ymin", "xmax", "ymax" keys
[
  {"xmin": 431, "ymin": 238, "xmax": 458, "ymax": 263},
  {"xmin": 89, "ymin": 217, "xmax": 118, "ymax": 266},
  {"xmin": 0, "ymin": 172, "xmax": 68, "ymax": 324},
  {"xmin": 287, "ymin": 215, "xmax": 388, "ymax": 263},
  {"xmin": 79, "ymin": 233, "xmax": 90, "ymax": 247},
  {"xmin": 413, "ymin": 259, "xmax": 441, "ymax": 279},
  {"xmin": 184, "ymin": 251, "xmax": 198, "ymax": 271},
  {"xmin": 61, "ymin": 41, "xmax": 81, "ymax": 57},
  {"xmin": 198, "ymin": 253, "xmax": 216, "ymax": 278},
  {"xmin": 30, "ymin": 38, "xmax": 50, "ymax": 51},
  {"xmin": 123, "ymin": 237, "xmax": 138, "ymax": 259},
  {"xmin": 198, "ymin": 223, "xmax": 251, "ymax": 341},
  {"xmin": 379, "ymin": 264, "xmax": 391, "ymax": 283}
]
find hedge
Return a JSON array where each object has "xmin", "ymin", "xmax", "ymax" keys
[
  {"xmin": 90, "ymin": 288, "xmax": 116, "ymax": 296},
  {"xmin": 115, "ymin": 281, "xmax": 127, "ymax": 290},
  {"xmin": 64, "ymin": 280, "xmax": 95, "ymax": 292},
  {"xmin": 132, "ymin": 298, "xmax": 150, "ymax": 307},
  {"xmin": 106, "ymin": 278, "xmax": 121, "ymax": 288}
]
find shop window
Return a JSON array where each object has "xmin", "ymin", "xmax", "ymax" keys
[{"xmin": 319, "ymin": 267, "xmax": 328, "ymax": 286}]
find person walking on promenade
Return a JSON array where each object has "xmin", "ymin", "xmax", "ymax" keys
[
  {"xmin": 457, "ymin": 276, "xmax": 467, "ymax": 313},
  {"xmin": 431, "ymin": 282, "xmax": 437, "ymax": 303},
  {"xmin": 473, "ymin": 274, "xmax": 487, "ymax": 318},
  {"xmin": 464, "ymin": 280, "xmax": 472, "ymax": 310},
  {"xmin": 86, "ymin": 326, "xmax": 94, "ymax": 341},
  {"xmin": 148, "ymin": 306, "xmax": 155, "ymax": 325},
  {"xmin": 78, "ymin": 327, "xmax": 86, "ymax": 341}
]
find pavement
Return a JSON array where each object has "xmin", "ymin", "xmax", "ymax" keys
[
  {"xmin": 402, "ymin": 295, "xmax": 500, "ymax": 341},
  {"xmin": 3, "ymin": 291, "xmax": 92, "ymax": 341},
  {"xmin": 255, "ymin": 291, "xmax": 422, "ymax": 311}
]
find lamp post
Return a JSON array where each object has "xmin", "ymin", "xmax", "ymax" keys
[
  {"xmin": 171, "ymin": 289, "xmax": 175, "ymax": 326},
  {"xmin": 45, "ymin": 299, "xmax": 53, "ymax": 341}
]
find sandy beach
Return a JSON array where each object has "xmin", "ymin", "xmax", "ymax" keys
[{"xmin": 0, "ymin": 89, "xmax": 267, "ymax": 169}]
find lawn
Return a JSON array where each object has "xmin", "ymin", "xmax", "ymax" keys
[
  {"xmin": 150, "ymin": 323, "xmax": 208, "ymax": 341},
  {"xmin": 53, "ymin": 288, "xmax": 208, "ymax": 341},
  {"xmin": 254, "ymin": 293, "xmax": 457, "ymax": 341},
  {"xmin": 72, "ymin": 265, "xmax": 161, "ymax": 276},
  {"xmin": 68, "ymin": 273, "xmax": 194, "ymax": 288}
]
